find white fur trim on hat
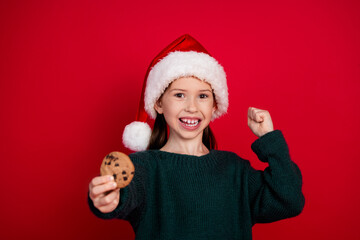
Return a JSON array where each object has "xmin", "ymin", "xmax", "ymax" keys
[
  {"xmin": 122, "ymin": 121, "xmax": 152, "ymax": 151},
  {"xmin": 144, "ymin": 51, "xmax": 228, "ymax": 121}
]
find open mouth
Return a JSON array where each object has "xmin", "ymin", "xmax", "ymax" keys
[{"xmin": 179, "ymin": 118, "xmax": 201, "ymax": 127}]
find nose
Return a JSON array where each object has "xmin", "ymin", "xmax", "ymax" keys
[{"xmin": 185, "ymin": 97, "xmax": 198, "ymax": 113}]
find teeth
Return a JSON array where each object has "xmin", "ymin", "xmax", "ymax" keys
[{"xmin": 180, "ymin": 118, "xmax": 200, "ymax": 126}]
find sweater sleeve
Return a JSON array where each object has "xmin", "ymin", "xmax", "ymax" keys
[
  {"xmin": 87, "ymin": 154, "xmax": 147, "ymax": 223},
  {"xmin": 247, "ymin": 130, "xmax": 305, "ymax": 225}
]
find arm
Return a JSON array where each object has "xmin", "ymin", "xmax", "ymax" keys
[
  {"xmin": 246, "ymin": 107, "xmax": 305, "ymax": 224},
  {"xmin": 247, "ymin": 130, "xmax": 305, "ymax": 224}
]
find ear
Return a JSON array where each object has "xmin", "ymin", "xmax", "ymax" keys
[
  {"xmin": 154, "ymin": 100, "xmax": 163, "ymax": 114},
  {"xmin": 212, "ymin": 106, "xmax": 217, "ymax": 115},
  {"xmin": 212, "ymin": 101, "xmax": 217, "ymax": 114}
]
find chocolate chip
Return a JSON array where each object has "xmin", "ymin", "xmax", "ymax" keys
[
  {"xmin": 131, "ymin": 172, "xmax": 134, "ymax": 175},
  {"xmin": 123, "ymin": 177, "xmax": 128, "ymax": 181},
  {"xmin": 122, "ymin": 171, "xmax": 126, "ymax": 175},
  {"xmin": 113, "ymin": 174, "xmax": 117, "ymax": 180},
  {"xmin": 115, "ymin": 163, "xmax": 119, "ymax": 167}
]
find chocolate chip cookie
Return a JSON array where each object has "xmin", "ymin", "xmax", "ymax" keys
[{"xmin": 100, "ymin": 151, "xmax": 135, "ymax": 188}]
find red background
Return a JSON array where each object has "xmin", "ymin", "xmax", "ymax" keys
[{"xmin": 1, "ymin": 0, "xmax": 359, "ymax": 239}]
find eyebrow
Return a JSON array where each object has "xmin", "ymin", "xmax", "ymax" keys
[{"xmin": 170, "ymin": 88, "xmax": 212, "ymax": 93}]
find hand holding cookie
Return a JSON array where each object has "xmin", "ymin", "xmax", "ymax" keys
[{"xmin": 89, "ymin": 151, "xmax": 135, "ymax": 213}]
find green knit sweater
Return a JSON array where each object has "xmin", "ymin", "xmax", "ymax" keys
[{"xmin": 88, "ymin": 130, "xmax": 305, "ymax": 239}]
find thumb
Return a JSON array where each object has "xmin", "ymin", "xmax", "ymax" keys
[
  {"xmin": 248, "ymin": 107, "xmax": 263, "ymax": 122},
  {"xmin": 255, "ymin": 112, "xmax": 264, "ymax": 123}
]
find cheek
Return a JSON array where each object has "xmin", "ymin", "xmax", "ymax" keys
[
  {"xmin": 201, "ymin": 101, "xmax": 216, "ymax": 115},
  {"xmin": 164, "ymin": 101, "xmax": 182, "ymax": 112},
  {"xmin": 163, "ymin": 104, "xmax": 179, "ymax": 120}
]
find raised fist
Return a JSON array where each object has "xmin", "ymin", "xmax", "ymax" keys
[{"xmin": 247, "ymin": 107, "xmax": 274, "ymax": 137}]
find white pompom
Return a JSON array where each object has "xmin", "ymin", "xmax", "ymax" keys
[{"xmin": 122, "ymin": 121, "xmax": 152, "ymax": 151}]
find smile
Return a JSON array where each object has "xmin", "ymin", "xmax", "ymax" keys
[{"xmin": 179, "ymin": 118, "xmax": 201, "ymax": 127}]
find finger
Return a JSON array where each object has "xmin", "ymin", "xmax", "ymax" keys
[
  {"xmin": 248, "ymin": 107, "xmax": 261, "ymax": 121},
  {"xmin": 254, "ymin": 111, "xmax": 265, "ymax": 123},
  {"xmin": 248, "ymin": 107, "xmax": 254, "ymax": 120},
  {"xmin": 89, "ymin": 175, "xmax": 114, "ymax": 189},
  {"xmin": 97, "ymin": 197, "xmax": 119, "ymax": 213},
  {"xmin": 90, "ymin": 181, "xmax": 117, "ymax": 198},
  {"xmin": 94, "ymin": 189, "xmax": 120, "ymax": 213},
  {"xmin": 250, "ymin": 107, "xmax": 269, "ymax": 123},
  {"xmin": 258, "ymin": 109, "xmax": 271, "ymax": 122},
  {"xmin": 97, "ymin": 188, "xmax": 120, "ymax": 207}
]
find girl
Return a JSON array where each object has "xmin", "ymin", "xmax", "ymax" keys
[{"xmin": 88, "ymin": 34, "xmax": 305, "ymax": 239}]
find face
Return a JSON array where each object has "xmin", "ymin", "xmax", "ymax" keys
[{"xmin": 154, "ymin": 76, "xmax": 217, "ymax": 142}]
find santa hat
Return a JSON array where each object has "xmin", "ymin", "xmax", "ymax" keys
[{"xmin": 122, "ymin": 34, "xmax": 228, "ymax": 151}]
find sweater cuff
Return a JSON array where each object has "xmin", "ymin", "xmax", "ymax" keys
[
  {"xmin": 87, "ymin": 186, "xmax": 130, "ymax": 219},
  {"xmin": 251, "ymin": 130, "xmax": 288, "ymax": 162}
]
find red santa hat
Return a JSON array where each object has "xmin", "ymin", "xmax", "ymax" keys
[{"xmin": 122, "ymin": 34, "xmax": 228, "ymax": 151}]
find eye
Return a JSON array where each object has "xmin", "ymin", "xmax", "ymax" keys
[
  {"xmin": 199, "ymin": 94, "xmax": 209, "ymax": 99},
  {"xmin": 174, "ymin": 93, "xmax": 184, "ymax": 98}
]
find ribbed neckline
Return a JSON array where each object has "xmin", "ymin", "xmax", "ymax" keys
[{"xmin": 148, "ymin": 149, "xmax": 221, "ymax": 169}]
